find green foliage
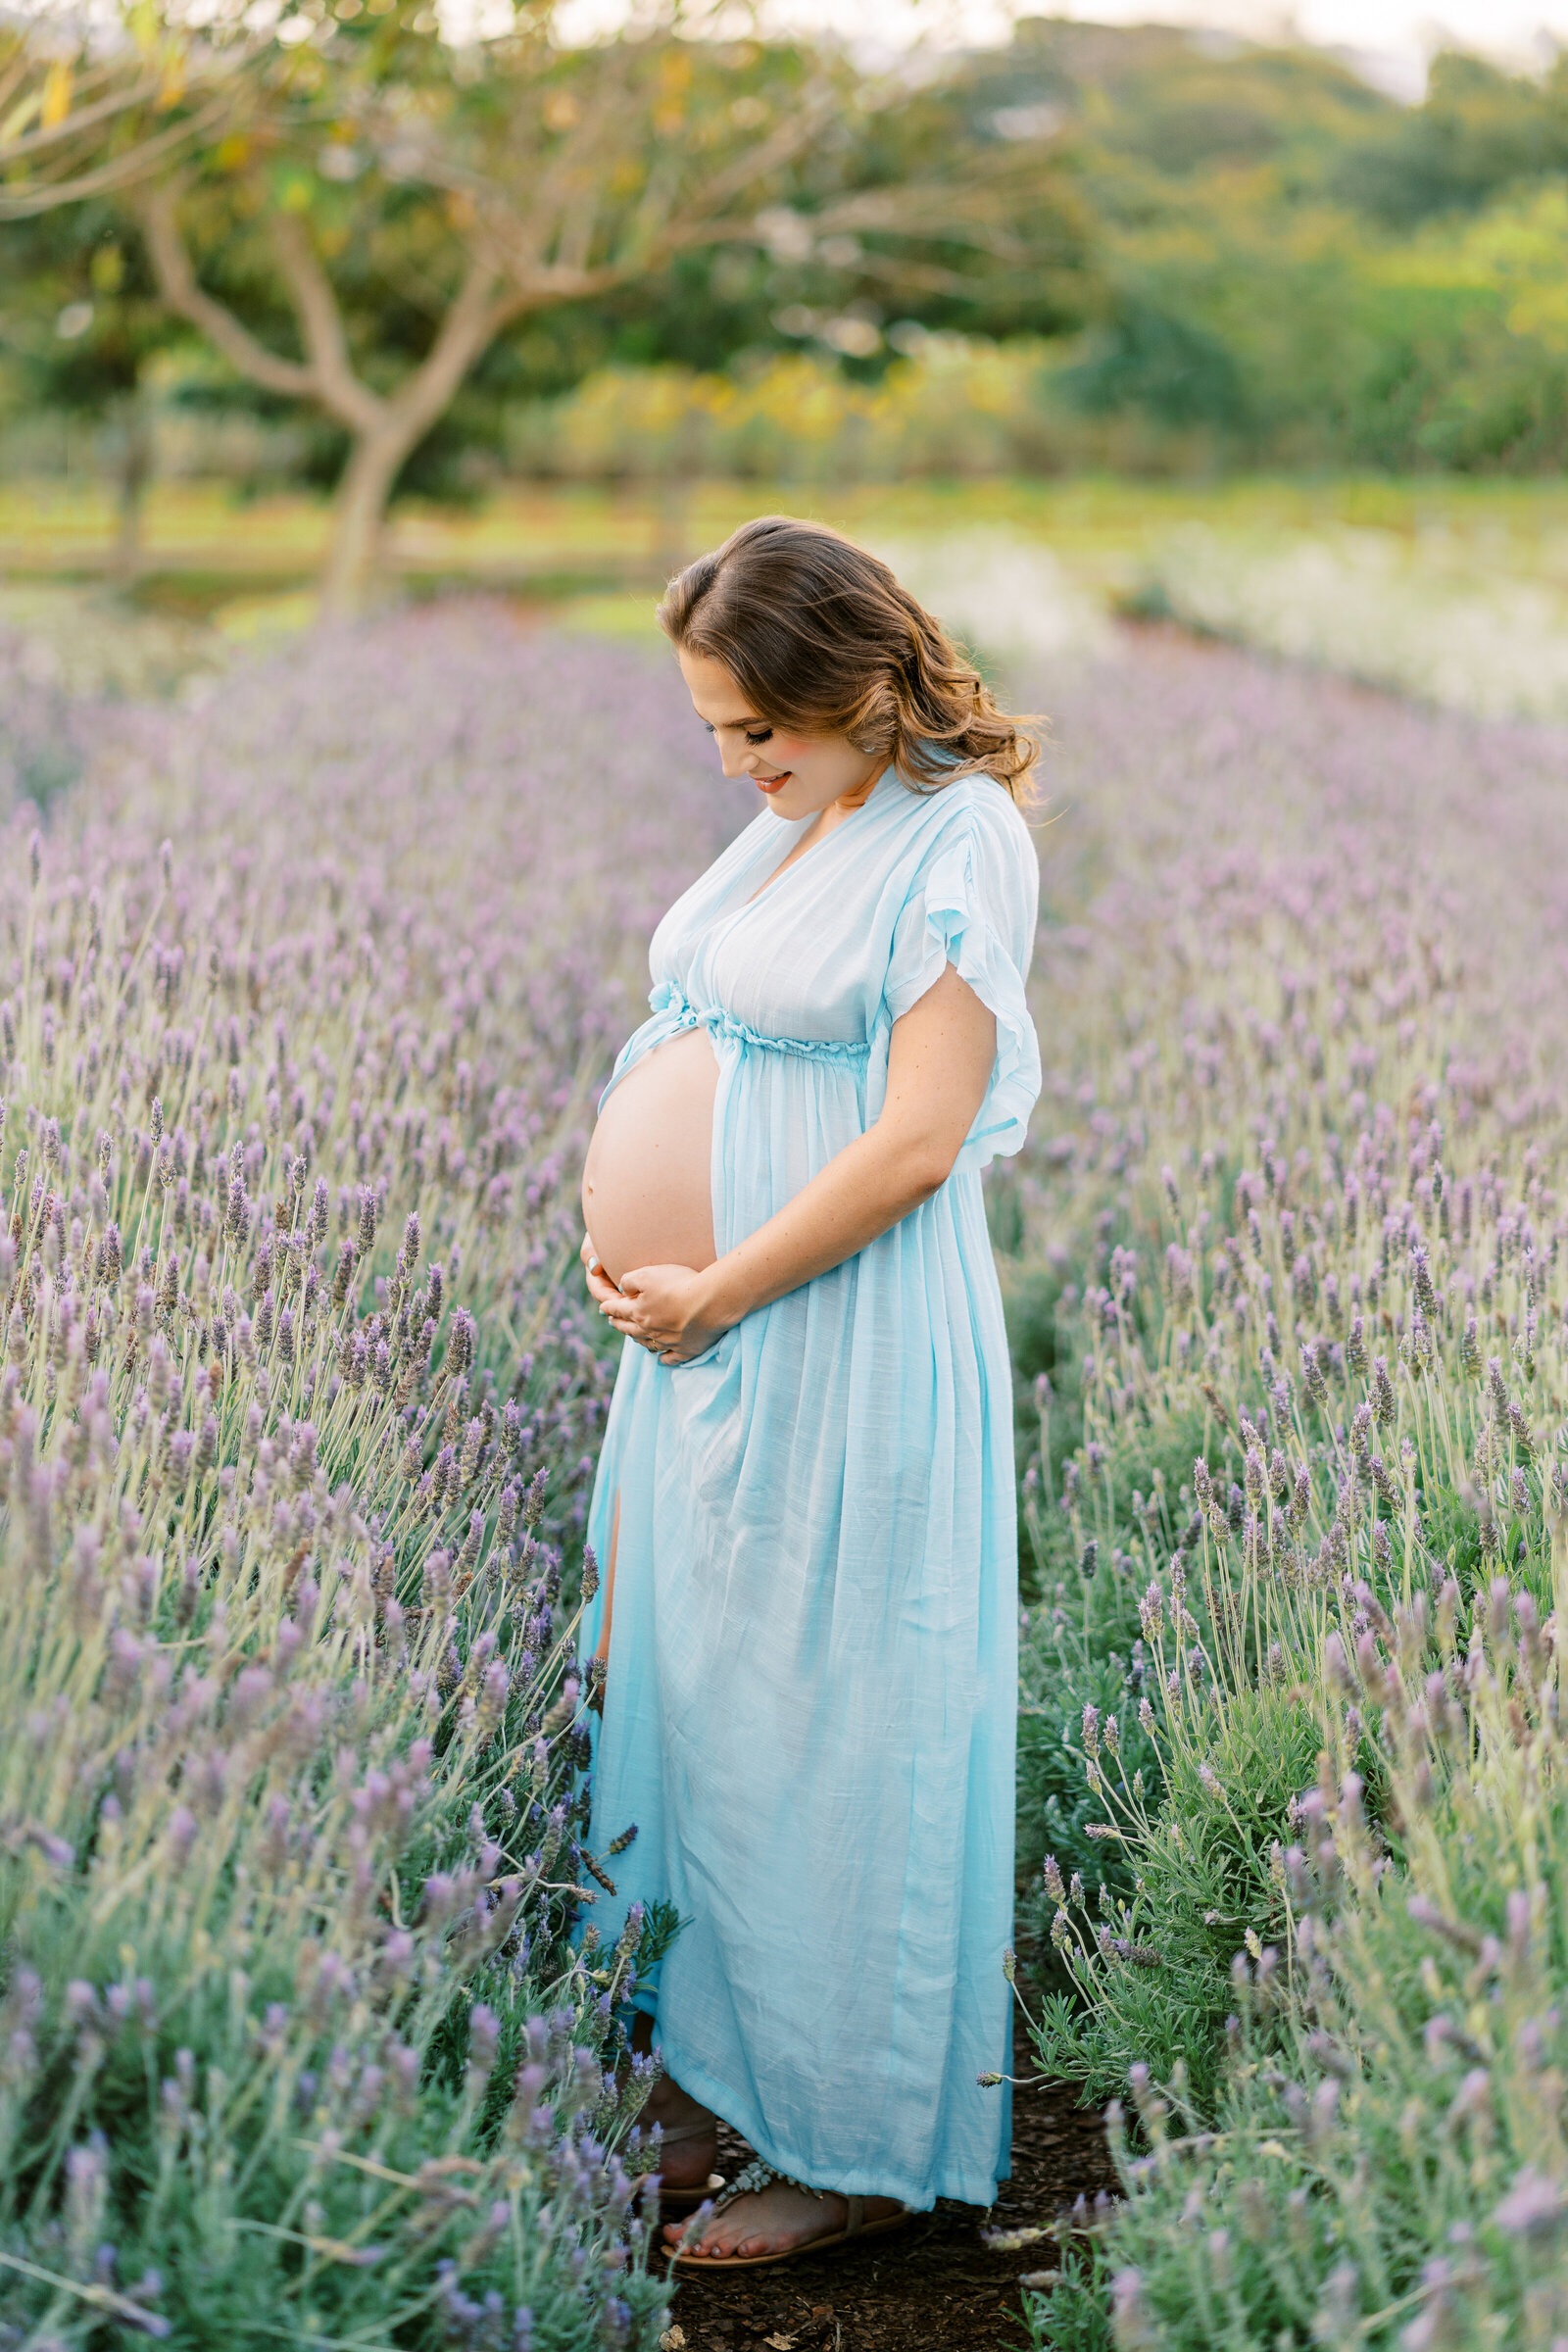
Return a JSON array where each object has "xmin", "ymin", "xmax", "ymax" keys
[
  {"xmin": 503, "ymin": 341, "xmax": 1074, "ymax": 488},
  {"xmin": 1030, "ymin": 1655, "xmax": 1320, "ymax": 2103},
  {"xmin": 1028, "ymin": 1714, "xmax": 1568, "ymax": 2349},
  {"xmin": 0, "ymin": 202, "xmax": 175, "ymax": 559},
  {"xmin": 1015, "ymin": 1560, "xmax": 1156, "ymax": 1965},
  {"xmin": 1333, "ymin": 49, "xmax": 1568, "ymax": 226},
  {"xmin": 1057, "ymin": 299, "xmax": 1247, "ymax": 431}
]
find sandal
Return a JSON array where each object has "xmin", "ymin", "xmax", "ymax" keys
[
  {"xmin": 640, "ymin": 2116, "xmax": 724, "ymax": 2220},
  {"xmin": 666, "ymin": 2157, "xmax": 911, "ymax": 2271}
]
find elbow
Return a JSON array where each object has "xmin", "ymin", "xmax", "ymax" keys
[
  {"xmin": 870, "ymin": 1112, "xmax": 966, "ymax": 1205},
  {"xmin": 903, "ymin": 1141, "xmax": 959, "ymax": 1203}
]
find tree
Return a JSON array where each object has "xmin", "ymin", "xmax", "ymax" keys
[
  {"xmin": 0, "ymin": 205, "xmax": 178, "ymax": 576},
  {"xmin": 1332, "ymin": 48, "xmax": 1568, "ymax": 229},
  {"xmin": 55, "ymin": 0, "xmax": 1045, "ymax": 614}
]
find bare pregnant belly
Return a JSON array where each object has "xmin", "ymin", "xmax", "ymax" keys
[{"xmin": 582, "ymin": 1027, "xmax": 719, "ymax": 1288}]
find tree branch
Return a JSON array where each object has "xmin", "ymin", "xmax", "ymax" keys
[
  {"xmin": 2, "ymin": 66, "xmax": 169, "ymax": 163},
  {"xmin": 0, "ymin": 45, "xmax": 32, "ymax": 121},
  {"xmin": 0, "ymin": 94, "xmax": 233, "ymax": 220},
  {"xmin": 0, "ymin": 34, "xmax": 258, "ymax": 214},
  {"xmin": 143, "ymin": 177, "xmax": 502, "ymax": 462},
  {"xmin": 269, "ymin": 214, "xmax": 385, "ymax": 435},
  {"xmin": 660, "ymin": 77, "xmax": 839, "ymax": 223},
  {"xmin": 136, "ymin": 180, "xmax": 319, "ymax": 402},
  {"xmin": 388, "ymin": 252, "xmax": 504, "ymax": 440}
]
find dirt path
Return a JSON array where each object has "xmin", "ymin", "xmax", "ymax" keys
[{"xmin": 656, "ymin": 2081, "xmax": 1116, "ymax": 2352}]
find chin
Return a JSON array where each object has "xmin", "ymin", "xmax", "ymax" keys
[{"xmin": 763, "ymin": 785, "xmax": 816, "ymax": 820}]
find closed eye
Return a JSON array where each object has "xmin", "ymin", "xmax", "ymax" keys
[{"xmin": 701, "ymin": 720, "xmax": 774, "ymax": 745}]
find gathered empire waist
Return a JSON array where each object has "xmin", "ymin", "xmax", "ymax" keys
[{"xmin": 654, "ymin": 982, "xmax": 871, "ymax": 1062}]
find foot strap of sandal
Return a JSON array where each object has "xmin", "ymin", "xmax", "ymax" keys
[
  {"xmin": 707, "ymin": 2158, "xmax": 820, "ymax": 2217},
  {"xmin": 705, "ymin": 2159, "xmax": 871, "ymax": 2238}
]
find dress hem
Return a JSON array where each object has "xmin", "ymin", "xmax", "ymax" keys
[{"xmin": 656, "ymin": 2034, "xmax": 1011, "ymax": 2217}]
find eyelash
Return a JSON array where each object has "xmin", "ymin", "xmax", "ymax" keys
[{"xmin": 704, "ymin": 723, "xmax": 775, "ymax": 746}]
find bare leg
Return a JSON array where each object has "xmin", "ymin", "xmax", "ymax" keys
[
  {"xmin": 631, "ymin": 2011, "xmax": 720, "ymax": 2193},
  {"xmin": 588, "ymin": 1490, "xmax": 620, "ymax": 1714},
  {"xmin": 598, "ymin": 1490, "xmax": 620, "ymax": 1664}
]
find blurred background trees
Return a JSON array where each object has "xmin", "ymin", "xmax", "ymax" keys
[
  {"xmin": 3, "ymin": 3, "xmax": 1568, "ymax": 612},
  {"xmin": 1038, "ymin": 23, "xmax": 1568, "ymax": 470},
  {"xmin": 0, "ymin": 204, "xmax": 177, "ymax": 577},
  {"xmin": 3, "ymin": 0, "xmax": 1087, "ymax": 608}
]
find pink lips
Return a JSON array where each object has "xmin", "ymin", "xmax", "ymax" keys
[{"xmin": 756, "ymin": 773, "xmax": 792, "ymax": 795}]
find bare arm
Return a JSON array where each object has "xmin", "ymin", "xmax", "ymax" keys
[{"xmin": 591, "ymin": 964, "xmax": 996, "ymax": 1361}]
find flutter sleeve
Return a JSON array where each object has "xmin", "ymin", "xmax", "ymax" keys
[{"xmin": 881, "ymin": 786, "xmax": 1043, "ymax": 1167}]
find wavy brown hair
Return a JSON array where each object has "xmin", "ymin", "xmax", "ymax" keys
[{"xmin": 657, "ymin": 515, "xmax": 1040, "ymax": 806}]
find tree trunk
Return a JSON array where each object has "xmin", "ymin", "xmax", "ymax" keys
[
  {"xmin": 317, "ymin": 420, "xmax": 419, "ymax": 620},
  {"xmin": 110, "ymin": 385, "xmax": 155, "ymax": 587}
]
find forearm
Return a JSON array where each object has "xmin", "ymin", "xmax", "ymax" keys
[
  {"xmin": 596, "ymin": 969, "xmax": 996, "ymax": 1366},
  {"xmin": 698, "ymin": 1122, "xmax": 949, "ymax": 1329}
]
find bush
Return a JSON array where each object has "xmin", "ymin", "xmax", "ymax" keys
[{"xmin": 504, "ymin": 343, "xmax": 1087, "ymax": 485}]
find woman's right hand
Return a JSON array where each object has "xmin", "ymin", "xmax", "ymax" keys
[{"xmin": 580, "ymin": 1232, "xmax": 624, "ymax": 1311}]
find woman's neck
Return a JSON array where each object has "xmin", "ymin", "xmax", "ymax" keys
[{"xmin": 816, "ymin": 762, "xmax": 884, "ymax": 835}]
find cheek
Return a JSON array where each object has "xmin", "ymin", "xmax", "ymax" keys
[{"xmin": 769, "ymin": 734, "xmax": 813, "ymax": 767}]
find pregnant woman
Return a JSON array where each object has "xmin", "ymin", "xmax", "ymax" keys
[{"xmin": 577, "ymin": 515, "xmax": 1042, "ymax": 2269}]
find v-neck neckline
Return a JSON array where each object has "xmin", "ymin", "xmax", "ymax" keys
[{"xmin": 740, "ymin": 769, "xmax": 892, "ymax": 910}]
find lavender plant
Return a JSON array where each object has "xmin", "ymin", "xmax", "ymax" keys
[
  {"xmin": 0, "ymin": 627, "xmax": 91, "ymax": 808},
  {"xmin": 1008, "ymin": 638, "xmax": 1568, "ymax": 2346},
  {"xmin": 0, "ymin": 609, "xmax": 739, "ymax": 2349}
]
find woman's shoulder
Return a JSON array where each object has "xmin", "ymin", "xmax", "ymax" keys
[{"xmin": 899, "ymin": 769, "xmax": 1039, "ymax": 876}]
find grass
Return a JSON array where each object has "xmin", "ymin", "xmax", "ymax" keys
[{"xmin": 7, "ymin": 473, "xmax": 1568, "ymax": 621}]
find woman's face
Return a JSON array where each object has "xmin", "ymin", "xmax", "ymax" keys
[{"xmin": 678, "ymin": 648, "xmax": 884, "ymax": 823}]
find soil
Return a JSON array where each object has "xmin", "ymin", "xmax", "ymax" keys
[{"xmin": 656, "ymin": 2078, "xmax": 1117, "ymax": 2352}]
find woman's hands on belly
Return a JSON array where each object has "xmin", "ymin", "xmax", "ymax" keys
[
  {"xmin": 582, "ymin": 966, "xmax": 997, "ymax": 1359},
  {"xmin": 581, "ymin": 1238, "xmax": 725, "ymax": 1365}
]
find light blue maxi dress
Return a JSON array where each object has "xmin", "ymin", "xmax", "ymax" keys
[{"xmin": 578, "ymin": 764, "xmax": 1042, "ymax": 2212}]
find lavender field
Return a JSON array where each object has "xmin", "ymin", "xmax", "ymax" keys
[
  {"xmin": 0, "ymin": 610, "xmax": 744, "ymax": 2351},
  {"xmin": 3, "ymin": 603, "xmax": 1568, "ymax": 2350},
  {"xmin": 1008, "ymin": 640, "xmax": 1568, "ymax": 2347}
]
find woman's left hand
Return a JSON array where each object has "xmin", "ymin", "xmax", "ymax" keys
[{"xmin": 599, "ymin": 1263, "xmax": 726, "ymax": 1365}]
